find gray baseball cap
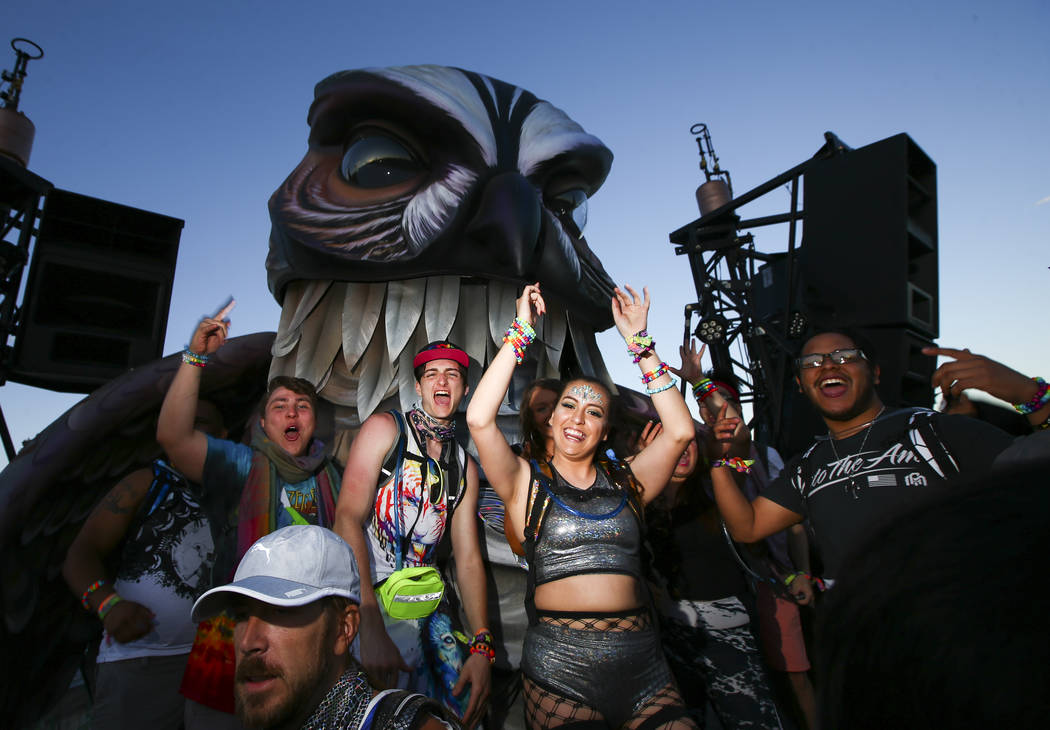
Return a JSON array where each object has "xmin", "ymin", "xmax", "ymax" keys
[{"xmin": 191, "ymin": 525, "xmax": 360, "ymax": 622}]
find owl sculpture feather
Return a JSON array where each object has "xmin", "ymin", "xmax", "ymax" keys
[{"xmin": 0, "ymin": 65, "xmax": 619, "ymax": 724}]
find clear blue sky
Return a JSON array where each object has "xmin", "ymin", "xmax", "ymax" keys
[{"xmin": 2, "ymin": 0, "xmax": 1047, "ymax": 466}]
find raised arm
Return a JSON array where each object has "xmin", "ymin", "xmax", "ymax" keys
[
  {"xmin": 706, "ymin": 403, "xmax": 802, "ymax": 541},
  {"xmin": 449, "ymin": 459, "xmax": 491, "ymax": 727},
  {"xmin": 157, "ymin": 315, "xmax": 230, "ymax": 482},
  {"xmin": 465, "ymin": 283, "xmax": 544, "ymax": 529},
  {"xmin": 332, "ymin": 412, "xmax": 409, "ymax": 688},
  {"xmin": 924, "ymin": 346, "xmax": 1050, "ymax": 428},
  {"xmin": 62, "ymin": 468, "xmax": 159, "ymax": 643},
  {"xmin": 614, "ymin": 285, "xmax": 694, "ymax": 503}
]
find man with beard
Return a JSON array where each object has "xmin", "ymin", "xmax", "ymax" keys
[
  {"xmin": 192, "ymin": 525, "xmax": 459, "ymax": 729},
  {"xmin": 706, "ymin": 329, "xmax": 1013, "ymax": 582}
]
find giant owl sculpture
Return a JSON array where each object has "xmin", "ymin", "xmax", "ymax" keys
[
  {"xmin": 0, "ymin": 65, "xmax": 620, "ymax": 725},
  {"xmin": 265, "ymin": 65, "xmax": 619, "ymax": 452}
]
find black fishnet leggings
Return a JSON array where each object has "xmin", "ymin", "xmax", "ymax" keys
[{"xmin": 523, "ymin": 677, "xmax": 698, "ymax": 729}]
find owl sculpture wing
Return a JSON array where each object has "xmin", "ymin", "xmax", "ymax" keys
[
  {"xmin": 265, "ymin": 66, "xmax": 622, "ymax": 447},
  {"xmin": 0, "ymin": 333, "xmax": 273, "ymax": 727}
]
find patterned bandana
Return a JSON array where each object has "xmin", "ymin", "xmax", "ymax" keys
[
  {"xmin": 409, "ymin": 407, "xmax": 456, "ymax": 442},
  {"xmin": 301, "ymin": 668, "xmax": 372, "ymax": 729}
]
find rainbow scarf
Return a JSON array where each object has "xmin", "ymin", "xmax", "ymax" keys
[{"xmin": 236, "ymin": 424, "xmax": 341, "ymax": 560}]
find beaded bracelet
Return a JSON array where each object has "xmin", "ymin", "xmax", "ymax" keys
[
  {"xmin": 468, "ymin": 628, "xmax": 496, "ymax": 664},
  {"xmin": 182, "ymin": 348, "xmax": 208, "ymax": 368},
  {"xmin": 625, "ymin": 330, "xmax": 654, "ymax": 363},
  {"xmin": 1014, "ymin": 377, "xmax": 1050, "ymax": 415},
  {"xmin": 711, "ymin": 457, "xmax": 755, "ymax": 474},
  {"xmin": 692, "ymin": 378, "xmax": 720, "ymax": 402},
  {"xmin": 784, "ymin": 571, "xmax": 827, "ymax": 592},
  {"xmin": 97, "ymin": 593, "xmax": 123, "ymax": 620},
  {"xmin": 81, "ymin": 579, "xmax": 106, "ymax": 610},
  {"xmin": 646, "ymin": 378, "xmax": 678, "ymax": 396},
  {"xmin": 641, "ymin": 362, "xmax": 670, "ymax": 384},
  {"xmin": 503, "ymin": 318, "xmax": 536, "ymax": 364}
]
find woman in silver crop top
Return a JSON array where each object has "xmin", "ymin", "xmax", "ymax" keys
[{"xmin": 467, "ymin": 283, "xmax": 698, "ymax": 729}]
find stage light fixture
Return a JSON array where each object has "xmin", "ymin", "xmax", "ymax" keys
[
  {"xmin": 788, "ymin": 311, "xmax": 808, "ymax": 339},
  {"xmin": 695, "ymin": 314, "xmax": 729, "ymax": 344}
]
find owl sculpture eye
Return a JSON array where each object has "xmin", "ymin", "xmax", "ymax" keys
[
  {"xmin": 340, "ymin": 132, "xmax": 424, "ymax": 189},
  {"xmin": 547, "ymin": 188, "xmax": 588, "ymax": 234}
]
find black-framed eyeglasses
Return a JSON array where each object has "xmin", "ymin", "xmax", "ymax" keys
[{"xmin": 795, "ymin": 348, "xmax": 867, "ymax": 370}]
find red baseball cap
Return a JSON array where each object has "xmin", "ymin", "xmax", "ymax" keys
[{"xmin": 412, "ymin": 341, "xmax": 469, "ymax": 370}]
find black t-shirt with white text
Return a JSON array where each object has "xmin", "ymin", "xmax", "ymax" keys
[{"xmin": 762, "ymin": 409, "xmax": 1013, "ymax": 579}]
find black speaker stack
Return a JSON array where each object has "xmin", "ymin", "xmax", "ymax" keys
[
  {"xmin": 754, "ymin": 133, "xmax": 939, "ymax": 457},
  {"xmin": 9, "ymin": 189, "xmax": 183, "ymax": 392}
]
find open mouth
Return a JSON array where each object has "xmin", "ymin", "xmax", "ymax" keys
[
  {"xmin": 563, "ymin": 428, "xmax": 585, "ymax": 443},
  {"xmin": 236, "ymin": 660, "xmax": 281, "ymax": 692},
  {"xmin": 818, "ymin": 376, "xmax": 848, "ymax": 399},
  {"xmin": 433, "ymin": 389, "xmax": 451, "ymax": 407},
  {"xmin": 284, "ymin": 425, "xmax": 300, "ymax": 441}
]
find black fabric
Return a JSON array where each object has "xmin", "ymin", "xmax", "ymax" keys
[
  {"xmin": 370, "ymin": 689, "xmax": 460, "ymax": 729},
  {"xmin": 645, "ymin": 499, "xmax": 749, "ymax": 602},
  {"xmin": 634, "ymin": 704, "xmax": 692, "ymax": 730},
  {"xmin": 761, "ymin": 408, "xmax": 1013, "ymax": 578}
]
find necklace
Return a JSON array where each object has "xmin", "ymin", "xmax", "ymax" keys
[
  {"xmin": 827, "ymin": 406, "xmax": 885, "ymax": 499},
  {"xmin": 409, "ymin": 407, "xmax": 455, "ymax": 442}
]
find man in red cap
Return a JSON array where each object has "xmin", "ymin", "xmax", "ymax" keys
[{"xmin": 335, "ymin": 340, "xmax": 490, "ymax": 728}]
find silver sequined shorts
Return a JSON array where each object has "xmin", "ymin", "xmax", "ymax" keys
[{"xmin": 520, "ymin": 613, "xmax": 674, "ymax": 727}]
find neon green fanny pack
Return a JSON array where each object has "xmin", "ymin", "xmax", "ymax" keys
[{"xmin": 376, "ymin": 566, "xmax": 445, "ymax": 620}]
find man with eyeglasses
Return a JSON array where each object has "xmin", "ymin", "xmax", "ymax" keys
[
  {"xmin": 705, "ymin": 329, "xmax": 1013, "ymax": 583},
  {"xmin": 334, "ymin": 341, "xmax": 490, "ymax": 727}
]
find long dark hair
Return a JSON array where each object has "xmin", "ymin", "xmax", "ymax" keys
[{"xmin": 518, "ymin": 378, "xmax": 562, "ymax": 461}]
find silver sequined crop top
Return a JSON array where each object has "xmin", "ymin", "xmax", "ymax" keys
[{"xmin": 532, "ymin": 464, "xmax": 643, "ymax": 586}]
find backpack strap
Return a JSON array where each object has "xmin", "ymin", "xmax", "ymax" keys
[
  {"xmin": 522, "ymin": 460, "xmax": 554, "ymax": 626},
  {"xmin": 362, "ymin": 688, "xmax": 458, "ymax": 729},
  {"xmin": 908, "ymin": 410, "xmax": 960, "ymax": 479},
  {"xmin": 143, "ymin": 459, "xmax": 185, "ymax": 518},
  {"xmin": 384, "ymin": 411, "xmax": 410, "ymax": 572}
]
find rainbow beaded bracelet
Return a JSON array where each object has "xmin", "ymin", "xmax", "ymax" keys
[
  {"xmin": 711, "ymin": 457, "xmax": 755, "ymax": 474},
  {"xmin": 1014, "ymin": 377, "xmax": 1050, "ymax": 415},
  {"xmin": 182, "ymin": 348, "xmax": 208, "ymax": 368},
  {"xmin": 81, "ymin": 579, "xmax": 106, "ymax": 610},
  {"xmin": 692, "ymin": 378, "xmax": 720, "ymax": 402},
  {"xmin": 641, "ymin": 362, "xmax": 670, "ymax": 384},
  {"xmin": 503, "ymin": 318, "xmax": 536, "ymax": 364}
]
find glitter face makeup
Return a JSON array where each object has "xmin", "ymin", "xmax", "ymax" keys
[{"xmin": 569, "ymin": 384, "xmax": 604, "ymax": 405}]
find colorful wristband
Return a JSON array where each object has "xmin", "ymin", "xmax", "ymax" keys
[
  {"xmin": 646, "ymin": 378, "xmax": 678, "ymax": 396},
  {"xmin": 1014, "ymin": 377, "xmax": 1050, "ymax": 415},
  {"xmin": 625, "ymin": 330, "xmax": 655, "ymax": 363},
  {"xmin": 81, "ymin": 579, "xmax": 106, "ymax": 611},
  {"xmin": 641, "ymin": 362, "xmax": 670, "ymax": 384},
  {"xmin": 468, "ymin": 628, "xmax": 496, "ymax": 664},
  {"xmin": 784, "ymin": 571, "xmax": 827, "ymax": 592},
  {"xmin": 503, "ymin": 318, "xmax": 536, "ymax": 365},
  {"xmin": 711, "ymin": 457, "xmax": 755, "ymax": 474},
  {"xmin": 182, "ymin": 348, "xmax": 208, "ymax": 368},
  {"xmin": 97, "ymin": 593, "xmax": 123, "ymax": 620},
  {"xmin": 692, "ymin": 378, "xmax": 719, "ymax": 402}
]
